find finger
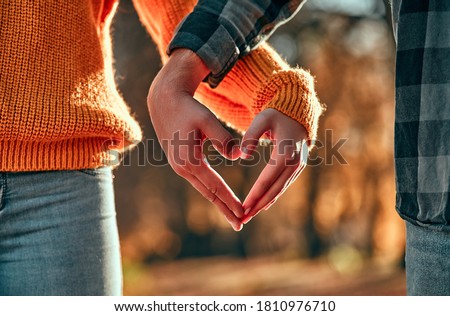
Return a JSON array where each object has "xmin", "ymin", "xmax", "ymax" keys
[
  {"xmin": 267, "ymin": 140, "xmax": 308, "ymax": 208},
  {"xmin": 260, "ymin": 139, "xmax": 308, "ymax": 211},
  {"xmin": 183, "ymin": 172, "xmax": 243, "ymax": 231},
  {"xmin": 244, "ymin": 161, "xmax": 301, "ymax": 224},
  {"xmin": 242, "ymin": 138, "xmax": 305, "ymax": 218},
  {"xmin": 263, "ymin": 163, "xmax": 305, "ymax": 211},
  {"xmin": 201, "ymin": 114, "xmax": 241, "ymax": 160},
  {"xmin": 242, "ymin": 148, "xmax": 287, "ymax": 215},
  {"xmin": 264, "ymin": 165, "xmax": 304, "ymax": 210},
  {"xmin": 242, "ymin": 143, "xmax": 307, "ymax": 224},
  {"xmin": 263, "ymin": 149, "xmax": 307, "ymax": 212},
  {"xmin": 240, "ymin": 112, "xmax": 271, "ymax": 159},
  {"xmin": 168, "ymin": 133, "xmax": 243, "ymax": 221},
  {"xmin": 241, "ymin": 164, "xmax": 302, "ymax": 225},
  {"xmin": 190, "ymin": 152, "xmax": 244, "ymax": 218}
]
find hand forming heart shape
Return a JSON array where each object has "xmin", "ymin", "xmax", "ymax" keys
[{"xmin": 148, "ymin": 50, "xmax": 309, "ymax": 231}]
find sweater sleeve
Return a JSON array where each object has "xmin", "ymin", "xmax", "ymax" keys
[{"xmin": 132, "ymin": 0, "xmax": 323, "ymax": 145}]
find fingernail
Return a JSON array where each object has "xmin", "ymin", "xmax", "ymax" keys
[
  {"xmin": 235, "ymin": 223, "xmax": 243, "ymax": 231},
  {"xmin": 240, "ymin": 146, "xmax": 250, "ymax": 159},
  {"xmin": 244, "ymin": 207, "xmax": 252, "ymax": 215},
  {"xmin": 233, "ymin": 205, "xmax": 244, "ymax": 218},
  {"xmin": 232, "ymin": 144, "xmax": 242, "ymax": 158},
  {"xmin": 242, "ymin": 216, "xmax": 253, "ymax": 224}
]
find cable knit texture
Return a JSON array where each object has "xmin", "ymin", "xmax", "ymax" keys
[{"xmin": 1, "ymin": 0, "xmax": 323, "ymax": 171}]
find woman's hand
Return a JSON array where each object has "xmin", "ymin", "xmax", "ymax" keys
[{"xmin": 240, "ymin": 108, "xmax": 309, "ymax": 224}]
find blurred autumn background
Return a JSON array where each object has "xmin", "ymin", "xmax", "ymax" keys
[{"xmin": 112, "ymin": 0, "xmax": 404, "ymax": 295}]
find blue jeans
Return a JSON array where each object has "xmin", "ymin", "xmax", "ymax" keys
[
  {"xmin": 0, "ymin": 167, "xmax": 122, "ymax": 295},
  {"xmin": 405, "ymin": 221, "xmax": 450, "ymax": 295}
]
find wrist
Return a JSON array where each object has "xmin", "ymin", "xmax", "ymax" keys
[
  {"xmin": 165, "ymin": 49, "xmax": 210, "ymax": 94},
  {"xmin": 257, "ymin": 69, "xmax": 324, "ymax": 146}
]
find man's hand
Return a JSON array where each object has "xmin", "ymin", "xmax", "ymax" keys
[
  {"xmin": 148, "ymin": 49, "xmax": 244, "ymax": 231},
  {"xmin": 240, "ymin": 108, "xmax": 309, "ymax": 224}
]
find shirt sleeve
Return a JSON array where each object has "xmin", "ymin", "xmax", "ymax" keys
[{"xmin": 167, "ymin": 0, "xmax": 307, "ymax": 87}]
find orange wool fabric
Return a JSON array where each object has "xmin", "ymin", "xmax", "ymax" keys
[
  {"xmin": 0, "ymin": 0, "xmax": 323, "ymax": 171},
  {"xmin": 0, "ymin": 0, "xmax": 142, "ymax": 171}
]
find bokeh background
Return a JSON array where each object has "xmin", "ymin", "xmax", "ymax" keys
[{"xmin": 111, "ymin": 0, "xmax": 405, "ymax": 295}]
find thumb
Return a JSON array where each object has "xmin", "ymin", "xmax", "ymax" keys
[
  {"xmin": 241, "ymin": 112, "xmax": 271, "ymax": 159},
  {"xmin": 202, "ymin": 114, "xmax": 241, "ymax": 160}
]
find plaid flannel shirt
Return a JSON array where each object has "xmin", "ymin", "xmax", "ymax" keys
[
  {"xmin": 392, "ymin": 0, "xmax": 450, "ymax": 231},
  {"xmin": 169, "ymin": 0, "xmax": 450, "ymax": 231},
  {"xmin": 168, "ymin": 0, "xmax": 307, "ymax": 87}
]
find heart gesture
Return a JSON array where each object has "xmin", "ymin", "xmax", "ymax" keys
[
  {"xmin": 148, "ymin": 49, "xmax": 309, "ymax": 231},
  {"xmin": 240, "ymin": 108, "xmax": 308, "ymax": 224}
]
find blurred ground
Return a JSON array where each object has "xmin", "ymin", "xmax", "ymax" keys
[{"xmin": 123, "ymin": 257, "xmax": 405, "ymax": 296}]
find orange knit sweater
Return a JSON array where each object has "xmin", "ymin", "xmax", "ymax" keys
[{"xmin": 0, "ymin": 0, "xmax": 323, "ymax": 171}]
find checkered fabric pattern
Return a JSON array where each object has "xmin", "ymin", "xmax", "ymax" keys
[
  {"xmin": 393, "ymin": 0, "xmax": 450, "ymax": 231},
  {"xmin": 168, "ymin": 0, "xmax": 306, "ymax": 87}
]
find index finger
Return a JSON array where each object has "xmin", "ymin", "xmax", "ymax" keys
[
  {"xmin": 242, "ymin": 149, "xmax": 286, "ymax": 215},
  {"xmin": 189, "ymin": 153, "xmax": 244, "ymax": 219},
  {"xmin": 183, "ymin": 172, "xmax": 243, "ymax": 231},
  {"xmin": 242, "ymin": 139, "xmax": 306, "ymax": 217}
]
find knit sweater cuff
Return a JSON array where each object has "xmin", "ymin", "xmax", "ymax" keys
[{"xmin": 256, "ymin": 69, "xmax": 324, "ymax": 146}]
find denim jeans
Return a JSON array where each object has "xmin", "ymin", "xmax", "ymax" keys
[
  {"xmin": 405, "ymin": 221, "xmax": 450, "ymax": 295},
  {"xmin": 0, "ymin": 167, "xmax": 122, "ymax": 295}
]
